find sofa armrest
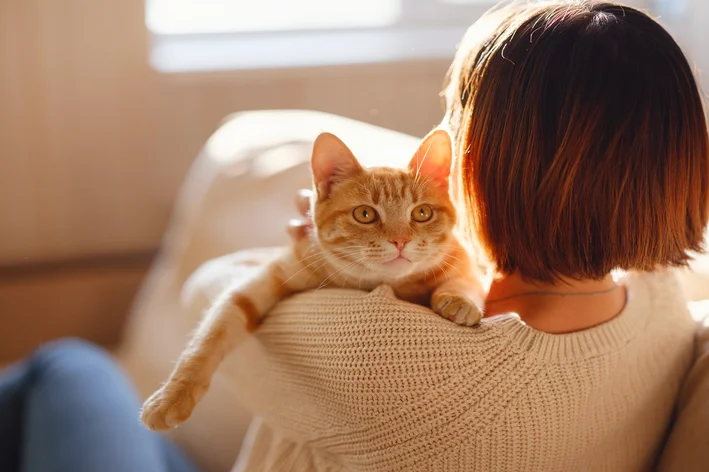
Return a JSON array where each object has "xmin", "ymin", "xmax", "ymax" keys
[{"xmin": 678, "ymin": 255, "xmax": 709, "ymax": 302}]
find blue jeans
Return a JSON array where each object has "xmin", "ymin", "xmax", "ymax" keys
[{"xmin": 0, "ymin": 338, "xmax": 200, "ymax": 472}]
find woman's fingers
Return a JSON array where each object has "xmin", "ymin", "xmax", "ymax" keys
[
  {"xmin": 296, "ymin": 189, "xmax": 313, "ymax": 217},
  {"xmin": 289, "ymin": 189, "xmax": 314, "ymax": 241},
  {"xmin": 288, "ymin": 219, "xmax": 310, "ymax": 241}
]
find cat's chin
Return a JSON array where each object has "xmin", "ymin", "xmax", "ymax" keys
[
  {"xmin": 381, "ymin": 256, "xmax": 413, "ymax": 269},
  {"xmin": 372, "ymin": 257, "xmax": 417, "ymax": 279}
]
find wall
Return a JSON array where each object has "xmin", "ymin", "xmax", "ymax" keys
[
  {"xmin": 689, "ymin": 0, "xmax": 709, "ymax": 90},
  {"xmin": 0, "ymin": 0, "xmax": 451, "ymax": 267},
  {"xmin": 656, "ymin": 0, "xmax": 709, "ymax": 90}
]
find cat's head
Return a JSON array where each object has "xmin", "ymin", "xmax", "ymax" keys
[{"xmin": 310, "ymin": 129, "xmax": 457, "ymax": 281}]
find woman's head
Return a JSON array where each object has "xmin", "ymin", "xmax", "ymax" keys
[{"xmin": 445, "ymin": 0, "xmax": 709, "ymax": 282}]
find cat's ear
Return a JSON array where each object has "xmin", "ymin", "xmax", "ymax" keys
[
  {"xmin": 311, "ymin": 132, "xmax": 363, "ymax": 198},
  {"xmin": 408, "ymin": 128, "xmax": 453, "ymax": 186}
]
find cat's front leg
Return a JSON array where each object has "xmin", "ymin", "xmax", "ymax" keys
[
  {"xmin": 141, "ymin": 281, "xmax": 259, "ymax": 431},
  {"xmin": 141, "ymin": 255, "xmax": 310, "ymax": 431},
  {"xmin": 431, "ymin": 277, "xmax": 484, "ymax": 326}
]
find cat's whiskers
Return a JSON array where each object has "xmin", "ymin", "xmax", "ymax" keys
[
  {"xmin": 280, "ymin": 250, "xmax": 362, "ymax": 287},
  {"xmin": 435, "ymin": 257, "xmax": 462, "ymax": 282},
  {"xmin": 298, "ymin": 246, "xmax": 365, "ymax": 263},
  {"xmin": 411, "ymin": 242, "xmax": 459, "ymax": 260},
  {"xmin": 341, "ymin": 260, "xmax": 360, "ymax": 287},
  {"xmin": 439, "ymin": 259, "xmax": 465, "ymax": 277},
  {"xmin": 324, "ymin": 249, "xmax": 367, "ymax": 265},
  {"xmin": 291, "ymin": 247, "xmax": 322, "ymax": 266},
  {"xmin": 317, "ymin": 258, "xmax": 362, "ymax": 290},
  {"xmin": 307, "ymin": 248, "xmax": 373, "ymax": 288},
  {"xmin": 302, "ymin": 242, "xmax": 316, "ymax": 258},
  {"xmin": 431, "ymin": 260, "xmax": 450, "ymax": 282},
  {"xmin": 303, "ymin": 252, "xmax": 359, "ymax": 268},
  {"xmin": 412, "ymin": 140, "xmax": 434, "ymax": 191},
  {"xmin": 441, "ymin": 253, "xmax": 463, "ymax": 263},
  {"xmin": 421, "ymin": 266, "xmax": 430, "ymax": 280},
  {"xmin": 412, "ymin": 176, "xmax": 433, "ymax": 195},
  {"xmin": 331, "ymin": 247, "xmax": 369, "ymax": 262},
  {"xmin": 357, "ymin": 261, "xmax": 376, "ymax": 290},
  {"xmin": 304, "ymin": 257, "xmax": 345, "ymax": 286},
  {"xmin": 280, "ymin": 256, "xmax": 333, "ymax": 286}
]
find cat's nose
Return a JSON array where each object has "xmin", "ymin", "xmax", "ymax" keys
[{"xmin": 388, "ymin": 238, "xmax": 411, "ymax": 252}]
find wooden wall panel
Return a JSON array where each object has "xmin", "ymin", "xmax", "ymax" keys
[{"xmin": 0, "ymin": 256, "xmax": 151, "ymax": 363}]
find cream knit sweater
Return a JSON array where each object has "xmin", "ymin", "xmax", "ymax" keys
[{"xmin": 221, "ymin": 269, "xmax": 694, "ymax": 472}]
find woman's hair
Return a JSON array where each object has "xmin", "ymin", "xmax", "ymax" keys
[{"xmin": 445, "ymin": 0, "xmax": 709, "ymax": 282}]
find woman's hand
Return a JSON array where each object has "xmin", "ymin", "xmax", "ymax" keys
[{"xmin": 287, "ymin": 189, "xmax": 313, "ymax": 241}]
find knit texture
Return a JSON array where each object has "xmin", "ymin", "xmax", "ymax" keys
[{"xmin": 225, "ymin": 269, "xmax": 695, "ymax": 472}]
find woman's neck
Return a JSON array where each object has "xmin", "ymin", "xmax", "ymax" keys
[{"xmin": 484, "ymin": 271, "xmax": 627, "ymax": 334}]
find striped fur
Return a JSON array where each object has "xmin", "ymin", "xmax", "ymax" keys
[{"xmin": 141, "ymin": 129, "xmax": 484, "ymax": 431}]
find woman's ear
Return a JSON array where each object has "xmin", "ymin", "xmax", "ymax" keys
[
  {"xmin": 408, "ymin": 128, "xmax": 453, "ymax": 186},
  {"xmin": 311, "ymin": 132, "xmax": 363, "ymax": 199}
]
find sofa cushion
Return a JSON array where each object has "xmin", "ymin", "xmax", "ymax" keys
[{"xmin": 657, "ymin": 300, "xmax": 709, "ymax": 471}]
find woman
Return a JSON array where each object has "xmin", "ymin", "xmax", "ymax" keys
[{"xmin": 229, "ymin": 1, "xmax": 708, "ymax": 471}]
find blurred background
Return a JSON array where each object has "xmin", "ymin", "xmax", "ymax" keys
[{"xmin": 1, "ymin": 0, "xmax": 707, "ymax": 362}]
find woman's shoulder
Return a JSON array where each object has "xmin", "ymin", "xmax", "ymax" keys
[
  {"xmin": 270, "ymin": 284, "xmax": 522, "ymax": 349},
  {"xmin": 266, "ymin": 269, "xmax": 695, "ymax": 366}
]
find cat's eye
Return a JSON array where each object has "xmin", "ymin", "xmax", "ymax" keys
[
  {"xmin": 353, "ymin": 205, "xmax": 378, "ymax": 224},
  {"xmin": 411, "ymin": 204, "xmax": 433, "ymax": 222}
]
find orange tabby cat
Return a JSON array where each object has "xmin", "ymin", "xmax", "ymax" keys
[{"xmin": 141, "ymin": 128, "xmax": 483, "ymax": 431}]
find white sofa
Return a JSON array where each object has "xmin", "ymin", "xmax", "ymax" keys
[{"xmin": 116, "ymin": 110, "xmax": 709, "ymax": 472}]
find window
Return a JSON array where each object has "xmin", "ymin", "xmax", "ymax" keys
[{"xmin": 146, "ymin": 0, "xmax": 496, "ymax": 72}]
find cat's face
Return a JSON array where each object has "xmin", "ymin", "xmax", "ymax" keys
[{"xmin": 310, "ymin": 129, "xmax": 457, "ymax": 281}]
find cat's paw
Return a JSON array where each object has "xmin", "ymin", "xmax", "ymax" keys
[
  {"xmin": 141, "ymin": 378, "xmax": 208, "ymax": 431},
  {"xmin": 433, "ymin": 294, "xmax": 482, "ymax": 326}
]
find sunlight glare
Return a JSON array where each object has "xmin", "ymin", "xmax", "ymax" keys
[{"xmin": 147, "ymin": 0, "xmax": 403, "ymax": 35}]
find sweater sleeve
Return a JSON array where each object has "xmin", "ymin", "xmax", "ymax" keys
[{"xmin": 223, "ymin": 285, "xmax": 540, "ymax": 470}]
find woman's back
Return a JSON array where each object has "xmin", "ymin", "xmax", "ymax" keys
[{"xmin": 227, "ymin": 269, "xmax": 694, "ymax": 471}]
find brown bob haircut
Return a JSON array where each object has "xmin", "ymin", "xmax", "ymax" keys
[{"xmin": 444, "ymin": 0, "xmax": 709, "ymax": 282}]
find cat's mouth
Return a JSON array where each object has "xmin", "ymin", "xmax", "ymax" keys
[{"xmin": 383, "ymin": 255, "xmax": 412, "ymax": 265}]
